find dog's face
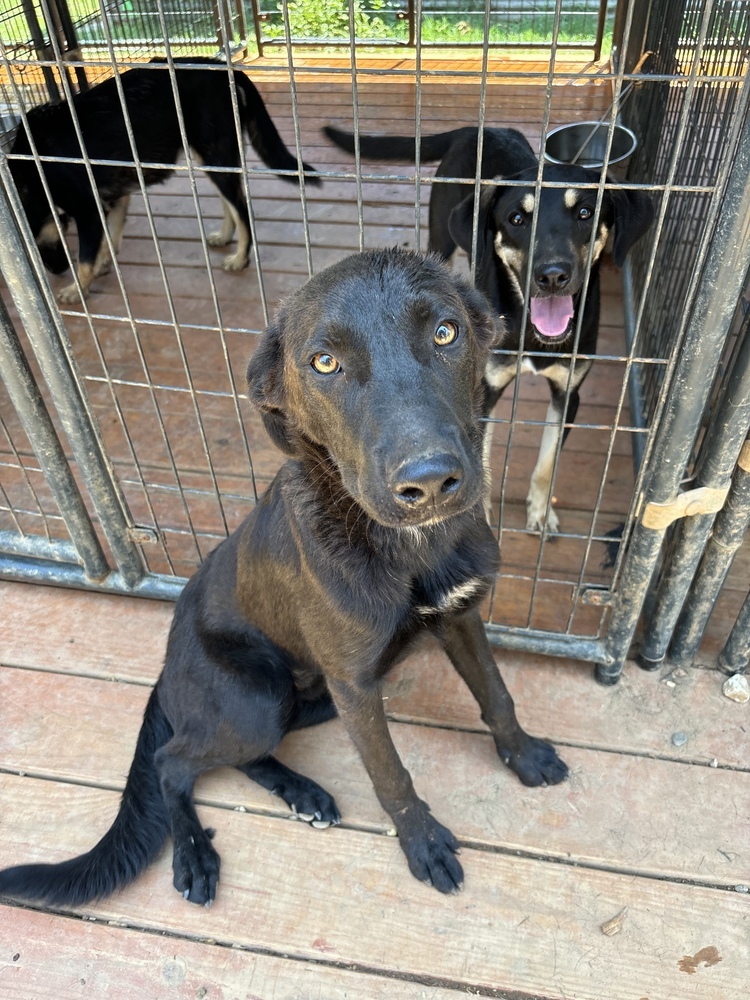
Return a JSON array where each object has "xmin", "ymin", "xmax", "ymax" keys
[
  {"xmin": 247, "ymin": 249, "xmax": 498, "ymax": 528},
  {"xmin": 450, "ymin": 165, "xmax": 654, "ymax": 342}
]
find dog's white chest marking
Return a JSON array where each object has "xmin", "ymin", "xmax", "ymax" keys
[
  {"xmin": 484, "ymin": 356, "xmax": 539, "ymax": 389},
  {"xmin": 417, "ymin": 578, "xmax": 482, "ymax": 616}
]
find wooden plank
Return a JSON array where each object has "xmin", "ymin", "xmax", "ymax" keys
[
  {"xmin": 1, "ymin": 582, "xmax": 748, "ymax": 768},
  {"xmin": 0, "ymin": 665, "xmax": 747, "ymax": 887},
  {"xmin": 0, "ymin": 775, "xmax": 746, "ymax": 1000},
  {"xmin": 0, "ymin": 906, "xmax": 477, "ymax": 1000}
]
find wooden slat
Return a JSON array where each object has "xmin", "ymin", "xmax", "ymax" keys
[
  {"xmin": 1, "ymin": 582, "xmax": 748, "ymax": 768},
  {"xmin": 0, "ymin": 775, "xmax": 746, "ymax": 1000},
  {"xmin": 0, "ymin": 665, "xmax": 747, "ymax": 887},
  {"xmin": 0, "ymin": 906, "xmax": 477, "ymax": 1000}
]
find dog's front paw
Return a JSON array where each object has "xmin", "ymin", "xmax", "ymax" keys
[
  {"xmin": 172, "ymin": 829, "xmax": 221, "ymax": 907},
  {"xmin": 208, "ymin": 230, "xmax": 232, "ymax": 247},
  {"xmin": 526, "ymin": 494, "xmax": 560, "ymax": 534},
  {"xmin": 497, "ymin": 735, "xmax": 569, "ymax": 787},
  {"xmin": 394, "ymin": 801, "xmax": 463, "ymax": 894},
  {"xmin": 57, "ymin": 282, "xmax": 84, "ymax": 304},
  {"xmin": 222, "ymin": 251, "xmax": 249, "ymax": 271}
]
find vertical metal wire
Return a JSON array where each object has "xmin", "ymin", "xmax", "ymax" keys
[
  {"xmin": 347, "ymin": 0, "xmax": 366, "ymax": 253},
  {"xmin": 280, "ymin": 0, "xmax": 314, "ymax": 276},
  {"xmin": 413, "ymin": 0, "xmax": 424, "ymax": 251},
  {"xmin": 487, "ymin": 0, "xmax": 564, "ymax": 628},
  {"xmin": 0, "ymin": 410, "xmax": 51, "ymax": 541}
]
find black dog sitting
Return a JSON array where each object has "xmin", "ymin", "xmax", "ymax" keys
[
  {"xmin": 0, "ymin": 248, "xmax": 567, "ymax": 908},
  {"xmin": 324, "ymin": 125, "xmax": 654, "ymax": 531},
  {"xmin": 10, "ymin": 58, "xmax": 319, "ymax": 302}
]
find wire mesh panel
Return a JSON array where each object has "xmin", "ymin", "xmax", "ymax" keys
[
  {"xmin": 622, "ymin": 0, "xmax": 750, "ymax": 425},
  {"xmin": 0, "ymin": 0, "xmax": 747, "ymax": 664}
]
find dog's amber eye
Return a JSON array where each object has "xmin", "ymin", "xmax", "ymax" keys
[
  {"xmin": 509, "ymin": 211, "xmax": 525, "ymax": 227},
  {"xmin": 311, "ymin": 353, "xmax": 341, "ymax": 375},
  {"xmin": 577, "ymin": 206, "xmax": 593, "ymax": 220},
  {"xmin": 434, "ymin": 321, "xmax": 459, "ymax": 347}
]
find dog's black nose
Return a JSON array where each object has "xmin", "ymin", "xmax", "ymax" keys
[
  {"xmin": 390, "ymin": 454, "xmax": 464, "ymax": 508},
  {"xmin": 535, "ymin": 264, "xmax": 570, "ymax": 290}
]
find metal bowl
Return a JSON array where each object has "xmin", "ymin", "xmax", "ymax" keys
[{"xmin": 544, "ymin": 122, "xmax": 638, "ymax": 170}]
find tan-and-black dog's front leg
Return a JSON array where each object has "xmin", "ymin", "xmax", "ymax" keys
[
  {"xmin": 58, "ymin": 196, "xmax": 105, "ymax": 303},
  {"xmin": 327, "ymin": 675, "xmax": 463, "ymax": 893},
  {"xmin": 441, "ymin": 608, "xmax": 568, "ymax": 786}
]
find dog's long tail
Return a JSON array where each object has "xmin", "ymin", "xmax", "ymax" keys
[
  {"xmin": 0, "ymin": 688, "xmax": 172, "ymax": 907},
  {"xmin": 234, "ymin": 72, "xmax": 321, "ymax": 187},
  {"xmin": 323, "ymin": 124, "xmax": 465, "ymax": 163}
]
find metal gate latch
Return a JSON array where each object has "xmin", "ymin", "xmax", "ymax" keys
[{"xmin": 641, "ymin": 485, "xmax": 729, "ymax": 530}]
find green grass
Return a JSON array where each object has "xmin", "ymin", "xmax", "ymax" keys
[{"xmin": 1, "ymin": 0, "xmax": 100, "ymax": 47}]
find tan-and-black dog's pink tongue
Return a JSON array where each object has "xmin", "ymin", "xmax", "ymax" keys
[{"xmin": 530, "ymin": 295, "xmax": 574, "ymax": 338}]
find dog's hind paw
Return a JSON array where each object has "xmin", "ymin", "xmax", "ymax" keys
[
  {"xmin": 280, "ymin": 776, "xmax": 341, "ymax": 827},
  {"xmin": 172, "ymin": 829, "xmax": 221, "ymax": 906},
  {"xmin": 498, "ymin": 735, "xmax": 569, "ymax": 788}
]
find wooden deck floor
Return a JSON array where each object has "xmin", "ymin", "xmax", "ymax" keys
[{"xmin": 0, "ymin": 578, "xmax": 749, "ymax": 999}]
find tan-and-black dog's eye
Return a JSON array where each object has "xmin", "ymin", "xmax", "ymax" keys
[
  {"xmin": 311, "ymin": 352, "xmax": 341, "ymax": 375},
  {"xmin": 434, "ymin": 321, "xmax": 459, "ymax": 347},
  {"xmin": 509, "ymin": 211, "xmax": 525, "ymax": 227},
  {"xmin": 577, "ymin": 205, "xmax": 593, "ymax": 221}
]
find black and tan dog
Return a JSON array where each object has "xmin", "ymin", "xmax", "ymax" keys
[
  {"xmin": 0, "ymin": 249, "xmax": 567, "ymax": 908},
  {"xmin": 10, "ymin": 58, "xmax": 319, "ymax": 302},
  {"xmin": 324, "ymin": 125, "xmax": 654, "ymax": 531}
]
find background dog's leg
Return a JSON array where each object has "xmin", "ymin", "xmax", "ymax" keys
[
  {"xmin": 327, "ymin": 677, "xmax": 463, "ymax": 893},
  {"xmin": 93, "ymin": 195, "xmax": 130, "ymax": 277},
  {"xmin": 207, "ymin": 195, "xmax": 236, "ymax": 248},
  {"xmin": 205, "ymin": 170, "xmax": 251, "ymax": 270},
  {"xmin": 441, "ymin": 609, "xmax": 568, "ymax": 787},
  {"xmin": 526, "ymin": 384, "xmax": 579, "ymax": 533},
  {"xmin": 239, "ymin": 756, "xmax": 340, "ymax": 825},
  {"xmin": 58, "ymin": 204, "xmax": 103, "ymax": 303}
]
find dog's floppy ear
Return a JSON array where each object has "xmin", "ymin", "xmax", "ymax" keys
[
  {"xmin": 449, "ymin": 189, "xmax": 496, "ymax": 267},
  {"xmin": 246, "ymin": 318, "xmax": 299, "ymax": 457},
  {"xmin": 608, "ymin": 185, "xmax": 655, "ymax": 267}
]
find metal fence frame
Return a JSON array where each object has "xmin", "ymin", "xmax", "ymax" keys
[{"xmin": 1, "ymin": 0, "xmax": 749, "ymax": 683}]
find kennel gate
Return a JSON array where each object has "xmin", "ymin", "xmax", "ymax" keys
[{"xmin": 0, "ymin": 0, "xmax": 748, "ymax": 683}]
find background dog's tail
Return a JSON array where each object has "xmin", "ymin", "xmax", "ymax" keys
[
  {"xmin": 0, "ymin": 688, "xmax": 172, "ymax": 907},
  {"xmin": 323, "ymin": 125, "xmax": 461, "ymax": 163},
  {"xmin": 234, "ymin": 72, "xmax": 321, "ymax": 186}
]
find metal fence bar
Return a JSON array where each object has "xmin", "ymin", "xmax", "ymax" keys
[
  {"xmin": 0, "ymin": 159, "xmax": 145, "ymax": 588},
  {"xmin": 0, "ymin": 551, "xmax": 184, "ymax": 599},
  {"xmin": 0, "ymin": 294, "xmax": 109, "ymax": 580},
  {"xmin": 638, "ymin": 312, "xmax": 750, "ymax": 671},
  {"xmin": 718, "ymin": 589, "xmax": 750, "ymax": 675},
  {"xmin": 595, "ymin": 111, "xmax": 750, "ymax": 685},
  {"xmin": 668, "ymin": 438, "xmax": 750, "ymax": 668}
]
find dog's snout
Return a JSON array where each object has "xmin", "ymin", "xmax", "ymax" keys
[
  {"xmin": 390, "ymin": 453, "xmax": 464, "ymax": 508},
  {"xmin": 535, "ymin": 263, "xmax": 570, "ymax": 291}
]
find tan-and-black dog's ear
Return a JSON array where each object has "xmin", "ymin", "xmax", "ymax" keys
[
  {"xmin": 246, "ymin": 318, "xmax": 300, "ymax": 458},
  {"xmin": 448, "ymin": 188, "xmax": 498, "ymax": 267},
  {"xmin": 608, "ymin": 185, "xmax": 655, "ymax": 267}
]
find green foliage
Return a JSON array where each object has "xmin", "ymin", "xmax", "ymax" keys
[{"xmin": 266, "ymin": 0, "xmax": 396, "ymax": 42}]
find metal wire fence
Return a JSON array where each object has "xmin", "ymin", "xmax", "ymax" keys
[{"xmin": 0, "ymin": 0, "xmax": 748, "ymax": 669}]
